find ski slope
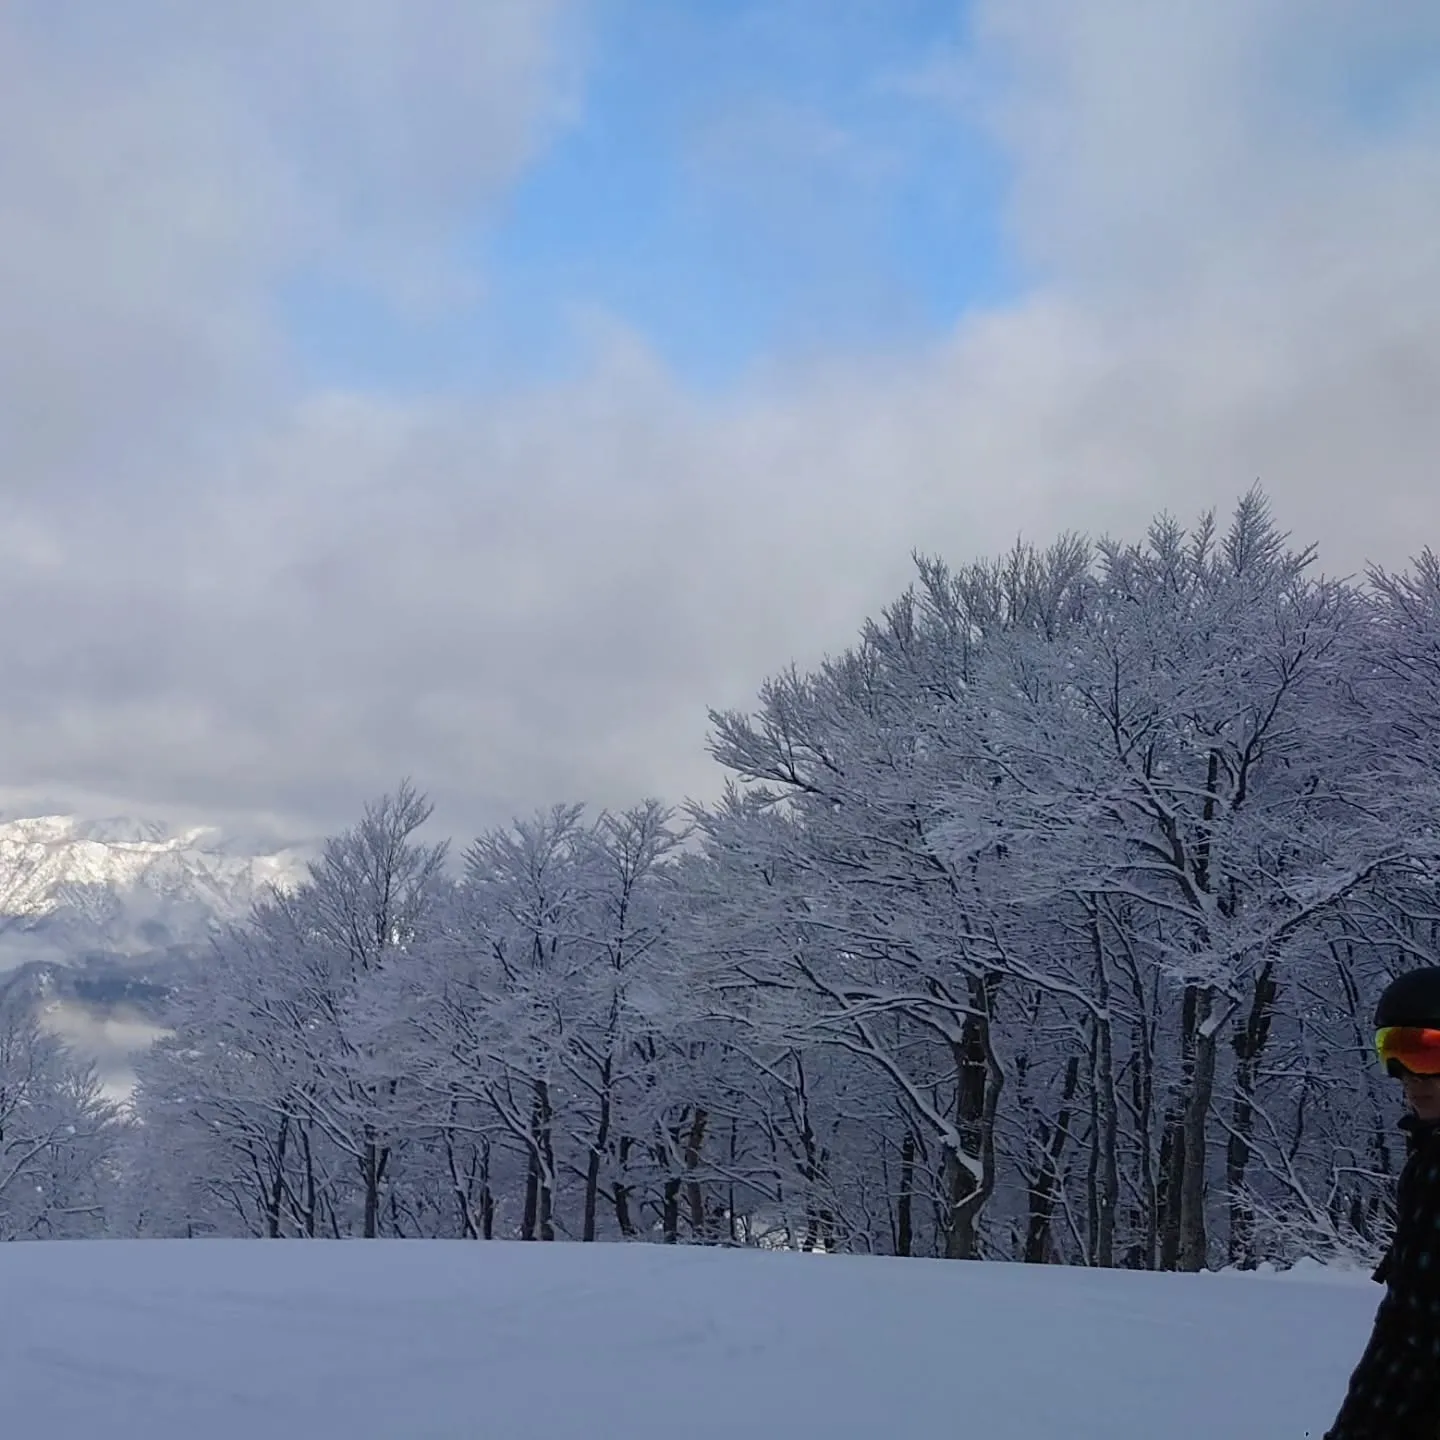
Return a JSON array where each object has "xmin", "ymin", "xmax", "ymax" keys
[{"xmin": 2, "ymin": 1239, "xmax": 1376, "ymax": 1439}]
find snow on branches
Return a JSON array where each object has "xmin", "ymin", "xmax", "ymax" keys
[{"xmin": 109, "ymin": 494, "xmax": 1440, "ymax": 1270}]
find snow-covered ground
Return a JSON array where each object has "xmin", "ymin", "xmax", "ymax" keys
[{"xmin": 2, "ymin": 1240, "xmax": 1376, "ymax": 1439}]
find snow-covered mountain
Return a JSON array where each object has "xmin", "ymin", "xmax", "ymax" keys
[
  {"xmin": 0, "ymin": 814, "xmax": 311, "ymax": 1090},
  {"xmin": 0, "ymin": 813, "xmax": 308, "ymax": 966}
]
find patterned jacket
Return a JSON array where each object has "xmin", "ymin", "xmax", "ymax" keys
[{"xmin": 1327, "ymin": 1114, "xmax": 1440, "ymax": 1439}]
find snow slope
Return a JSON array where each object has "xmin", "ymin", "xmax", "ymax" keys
[{"xmin": 1, "ymin": 1241, "xmax": 1376, "ymax": 1439}]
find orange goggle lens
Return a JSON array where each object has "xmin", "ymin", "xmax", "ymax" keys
[{"xmin": 1375, "ymin": 1027, "xmax": 1440, "ymax": 1076}]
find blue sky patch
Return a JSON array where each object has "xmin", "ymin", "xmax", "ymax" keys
[{"xmin": 280, "ymin": 0, "xmax": 1015, "ymax": 394}]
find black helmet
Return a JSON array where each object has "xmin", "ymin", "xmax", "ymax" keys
[{"xmin": 1375, "ymin": 968, "xmax": 1440, "ymax": 1030}]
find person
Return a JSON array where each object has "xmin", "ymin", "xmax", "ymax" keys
[{"xmin": 1325, "ymin": 967, "xmax": 1440, "ymax": 1439}]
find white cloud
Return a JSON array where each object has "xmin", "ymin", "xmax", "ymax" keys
[
  {"xmin": 38, "ymin": 1001, "xmax": 166, "ymax": 1099},
  {"xmin": 0, "ymin": 0, "xmax": 1437, "ymax": 844}
]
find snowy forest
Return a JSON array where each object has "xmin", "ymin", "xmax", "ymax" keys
[{"xmin": 7, "ymin": 492, "xmax": 1440, "ymax": 1273}]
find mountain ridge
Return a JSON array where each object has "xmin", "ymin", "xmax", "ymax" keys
[
  {"xmin": 0, "ymin": 813, "xmax": 308, "ymax": 963},
  {"xmin": 0, "ymin": 813, "xmax": 311, "ymax": 1093}
]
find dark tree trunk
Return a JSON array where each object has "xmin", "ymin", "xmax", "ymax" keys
[
  {"xmin": 300, "ymin": 1126, "xmax": 318, "ymax": 1238},
  {"xmin": 728, "ymin": 1115, "xmax": 740, "ymax": 1245},
  {"xmin": 1025, "ymin": 1053, "xmax": 1081, "ymax": 1264},
  {"xmin": 1087, "ymin": 915, "xmax": 1119, "ymax": 1268},
  {"xmin": 1227, "ymin": 963, "xmax": 1277, "ymax": 1267},
  {"xmin": 265, "ymin": 1113, "xmax": 290, "ymax": 1239},
  {"xmin": 583, "ymin": 1070, "xmax": 613, "ymax": 1243},
  {"xmin": 521, "ymin": 1082, "xmax": 555, "ymax": 1241},
  {"xmin": 1157, "ymin": 983, "xmax": 1201, "ymax": 1269},
  {"xmin": 943, "ymin": 975, "xmax": 1001, "ymax": 1260},
  {"xmin": 536, "ymin": 1081, "xmax": 555, "ymax": 1241},
  {"xmin": 613, "ymin": 1134, "xmax": 637, "ymax": 1238},
  {"xmin": 662, "ymin": 1175, "xmax": 681, "ymax": 1244},
  {"xmin": 684, "ymin": 1108, "xmax": 709, "ymax": 1241},
  {"xmin": 897, "ymin": 1131, "xmax": 917, "ymax": 1257},
  {"xmin": 1178, "ymin": 988, "xmax": 1217, "ymax": 1273},
  {"xmin": 522, "ymin": 1151, "xmax": 539, "ymax": 1241},
  {"xmin": 361, "ymin": 1129, "xmax": 389, "ymax": 1240}
]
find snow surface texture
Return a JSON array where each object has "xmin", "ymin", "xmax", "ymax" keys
[{"xmin": 1, "ymin": 1241, "xmax": 1376, "ymax": 1439}]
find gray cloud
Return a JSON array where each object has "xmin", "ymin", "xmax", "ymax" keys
[{"xmin": 1, "ymin": 1, "xmax": 1438, "ymax": 846}]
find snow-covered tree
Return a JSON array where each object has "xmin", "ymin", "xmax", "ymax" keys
[
  {"xmin": 0, "ymin": 994, "xmax": 121, "ymax": 1238},
  {"xmin": 109, "ymin": 492, "xmax": 1440, "ymax": 1273}
]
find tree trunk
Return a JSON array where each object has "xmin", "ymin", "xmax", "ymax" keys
[
  {"xmin": 683, "ymin": 1107, "xmax": 709, "ymax": 1241},
  {"xmin": 522, "ymin": 1147, "xmax": 540, "ymax": 1241},
  {"xmin": 265, "ymin": 1113, "xmax": 290, "ymax": 1239},
  {"xmin": 361, "ymin": 1129, "xmax": 388, "ymax": 1240},
  {"xmin": 662, "ymin": 1174, "xmax": 681, "ymax": 1244},
  {"xmin": 1026, "ymin": 1053, "xmax": 1081, "ymax": 1264},
  {"xmin": 444, "ymin": 1126, "xmax": 490, "ymax": 1240},
  {"xmin": 521, "ymin": 1081, "xmax": 554, "ymax": 1241},
  {"xmin": 300, "ymin": 1126, "xmax": 318, "ymax": 1238},
  {"xmin": 1087, "ymin": 915, "xmax": 1119, "ymax": 1268},
  {"xmin": 536, "ymin": 1081, "xmax": 555, "ymax": 1241},
  {"xmin": 613, "ymin": 1134, "xmax": 637, "ymax": 1238},
  {"xmin": 1173, "ymin": 750, "xmax": 1225, "ymax": 1273},
  {"xmin": 1132, "ymin": 1018, "xmax": 1158, "ymax": 1269},
  {"xmin": 943, "ymin": 979, "xmax": 1000, "ymax": 1260},
  {"xmin": 1178, "ymin": 988, "xmax": 1217, "ymax": 1273},
  {"xmin": 1114, "ymin": 918, "xmax": 1158, "ymax": 1268},
  {"xmin": 1158, "ymin": 983, "xmax": 1201, "ymax": 1269},
  {"xmin": 897, "ymin": 1130, "xmax": 916, "ymax": 1258},
  {"xmin": 728, "ymin": 1115, "xmax": 740, "ymax": 1245},
  {"xmin": 583, "ymin": 1071, "xmax": 613, "ymax": 1243},
  {"xmin": 1227, "ymin": 963, "xmax": 1277, "ymax": 1267}
]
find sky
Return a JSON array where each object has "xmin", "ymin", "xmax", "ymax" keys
[{"xmin": 2, "ymin": 0, "xmax": 1439, "ymax": 845}]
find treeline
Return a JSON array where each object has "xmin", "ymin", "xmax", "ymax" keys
[{"xmin": 7, "ymin": 491, "xmax": 1440, "ymax": 1269}]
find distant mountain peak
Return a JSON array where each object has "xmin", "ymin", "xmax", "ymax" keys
[{"xmin": 0, "ymin": 813, "xmax": 308, "ymax": 962}]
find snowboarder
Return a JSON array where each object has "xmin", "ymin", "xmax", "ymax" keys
[{"xmin": 1325, "ymin": 967, "xmax": 1440, "ymax": 1439}]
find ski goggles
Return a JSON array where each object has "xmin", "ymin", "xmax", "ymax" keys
[{"xmin": 1375, "ymin": 1027, "xmax": 1440, "ymax": 1077}]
